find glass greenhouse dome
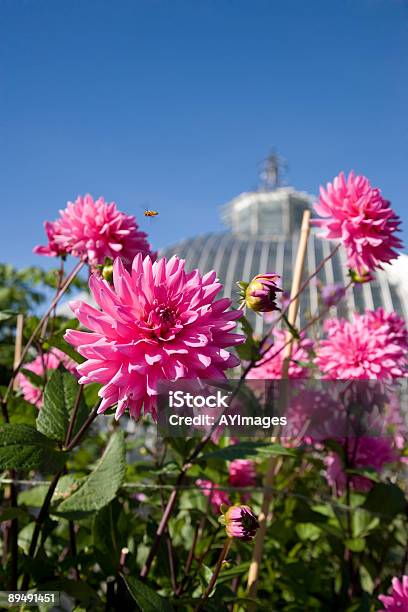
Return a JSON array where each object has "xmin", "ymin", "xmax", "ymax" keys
[{"xmin": 160, "ymin": 185, "xmax": 408, "ymax": 336}]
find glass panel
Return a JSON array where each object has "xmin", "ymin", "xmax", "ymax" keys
[
  {"xmin": 248, "ymin": 243, "xmax": 264, "ymax": 284},
  {"xmin": 266, "ymin": 242, "xmax": 278, "ymax": 275},
  {"xmin": 237, "ymin": 209, "xmax": 252, "ymax": 234},
  {"xmin": 314, "ymin": 238, "xmax": 326, "ymax": 284},
  {"xmin": 283, "ymin": 240, "xmax": 293, "ymax": 292},
  {"xmin": 228, "ymin": 241, "xmax": 251, "ymax": 300},
  {"xmin": 353, "ymin": 285, "xmax": 365, "ymax": 312},
  {"xmin": 180, "ymin": 236, "xmax": 206, "ymax": 271},
  {"xmin": 217, "ymin": 240, "xmax": 235, "ymax": 286},
  {"xmin": 370, "ymin": 283, "xmax": 383, "ymax": 310},
  {"xmin": 331, "ymin": 249, "xmax": 344, "ymax": 283},
  {"xmin": 389, "ymin": 286, "xmax": 405, "ymax": 317},
  {"xmin": 257, "ymin": 203, "xmax": 283, "ymax": 235}
]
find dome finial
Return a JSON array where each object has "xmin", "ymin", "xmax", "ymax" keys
[{"xmin": 259, "ymin": 150, "xmax": 286, "ymax": 191}]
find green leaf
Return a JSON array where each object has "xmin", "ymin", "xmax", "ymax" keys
[
  {"xmin": 20, "ymin": 368, "xmax": 45, "ymax": 388},
  {"xmin": 236, "ymin": 316, "xmax": 261, "ymax": 362},
  {"xmin": 215, "ymin": 561, "xmax": 251, "ymax": 585},
  {"xmin": 43, "ymin": 334, "xmax": 84, "ymax": 364},
  {"xmin": 282, "ymin": 313, "xmax": 300, "ymax": 340},
  {"xmin": 57, "ymin": 431, "xmax": 126, "ymax": 516},
  {"xmin": 345, "ymin": 537, "xmax": 365, "ymax": 552},
  {"xmin": 83, "ymin": 382, "xmax": 102, "ymax": 408},
  {"xmin": 364, "ymin": 483, "xmax": 406, "ymax": 518},
  {"xmin": 18, "ymin": 485, "xmax": 48, "ymax": 507},
  {"xmin": 121, "ymin": 574, "xmax": 173, "ymax": 612},
  {"xmin": 345, "ymin": 467, "xmax": 380, "ymax": 484},
  {"xmin": 0, "ymin": 423, "xmax": 65, "ymax": 472},
  {"xmin": 34, "ymin": 579, "xmax": 101, "ymax": 609},
  {"xmin": 18, "ymin": 522, "xmax": 35, "ymax": 554},
  {"xmin": 37, "ymin": 367, "xmax": 88, "ymax": 443},
  {"xmin": 0, "ymin": 507, "xmax": 26, "ymax": 522},
  {"xmin": 0, "ymin": 310, "xmax": 17, "ymax": 322},
  {"xmin": 199, "ymin": 441, "xmax": 295, "ymax": 462},
  {"xmin": 93, "ymin": 503, "xmax": 119, "ymax": 556},
  {"xmin": 295, "ymin": 523, "xmax": 321, "ymax": 541},
  {"xmin": 7, "ymin": 396, "xmax": 37, "ymax": 426},
  {"xmin": 18, "ymin": 476, "xmax": 78, "ymax": 508}
]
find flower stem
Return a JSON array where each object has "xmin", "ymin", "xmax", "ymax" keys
[
  {"xmin": 2, "ymin": 259, "xmax": 85, "ymax": 406},
  {"xmin": 65, "ymin": 401, "xmax": 99, "ymax": 451},
  {"xmin": 64, "ymin": 385, "xmax": 84, "ymax": 447},
  {"xmin": 195, "ymin": 538, "xmax": 232, "ymax": 611},
  {"xmin": 21, "ymin": 469, "xmax": 63, "ymax": 590},
  {"xmin": 141, "ymin": 364, "xmax": 257, "ymax": 579},
  {"xmin": 255, "ymin": 279, "xmax": 354, "ymax": 368},
  {"xmin": 21, "ymin": 398, "xmax": 99, "ymax": 590},
  {"xmin": 261, "ymin": 242, "xmax": 341, "ymax": 342}
]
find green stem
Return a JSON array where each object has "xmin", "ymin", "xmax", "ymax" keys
[
  {"xmin": 194, "ymin": 538, "xmax": 232, "ymax": 611},
  {"xmin": 21, "ymin": 398, "xmax": 99, "ymax": 589},
  {"xmin": 2, "ymin": 259, "xmax": 85, "ymax": 406}
]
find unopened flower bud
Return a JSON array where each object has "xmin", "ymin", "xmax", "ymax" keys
[
  {"xmin": 101, "ymin": 258, "xmax": 114, "ymax": 283},
  {"xmin": 348, "ymin": 269, "xmax": 374, "ymax": 284},
  {"xmin": 220, "ymin": 504, "xmax": 260, "ymax": 541},
  {"xmin": 238, "ymin": 274, "xmax": 282, "ymax": 313}
]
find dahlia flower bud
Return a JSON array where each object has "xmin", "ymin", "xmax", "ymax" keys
[
  {"xmin": 239, "ymin": 273, "xmax": 282, "ymax": 313},
  {"xmin": 348, "ymin": 269, "xmax": 374, "ymax": 284},
  {"xmin": 100, "ymin": 258, "xmax": 114, "ymax": 283},
  {"xmin": 220, "ymin": 504, "xmax": 260, "ymax": 541}
]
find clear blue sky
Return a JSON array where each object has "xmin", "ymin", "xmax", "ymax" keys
[{"xmin": 1, "ymin": 0, "xmax": 407, "ymax": 270}]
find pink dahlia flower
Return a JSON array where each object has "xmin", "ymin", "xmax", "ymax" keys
[
  {"xmin": 223, "ymin": 504, "xmax": 260, "ymax": 541},
  {"xmin": 325, "ymin": 436, "xmax": 398, "ymax": 493},
  {"xmin": 65, "ymin": 255, "xmax": 244, "ymax": 419},
  {"xmin": 247, "ymin": 330, "xmax": 313, "ymax": 379},
  {"xmin": 313, "ymin": 171, "xmax": 402, "ymax": 274},
  {"xmin": 315, "ymin": 309, "xmax": 408, "ymax": 380},
  {"xmin": 196, "ymin": 479, "xmax": 231, "ymax": 513},
  {"xmin": 17, "ymin": 349, "xmax": 76, "ymax": 408},
  {"xmin": 34, "ymin": 194, "xmax": 153, "ymax": 269},
  {"xmin": 379, "ymin": 576, "xmax": 408, "ymax": 611},
  {"xmin": 33, "ymin": 221, "xmax": 65, "ymax": 258},
  {"xmin": 229, "ymin": 459, "xmax": 257, "ymax": 488}
]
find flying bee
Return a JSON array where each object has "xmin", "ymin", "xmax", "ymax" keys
[{"xmin": 144, "ymin": 209, "xmax": 159, "ymax": 217}]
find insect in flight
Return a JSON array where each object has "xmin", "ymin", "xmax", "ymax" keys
[{"xmin": 144, "ymin": 209, "xmax": 159, "ymax": 217}]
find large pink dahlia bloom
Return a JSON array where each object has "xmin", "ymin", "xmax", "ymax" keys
[
  {"xmin": 247, "ymin": 330, "xmax": 313, "ymax": 380},
  {"xmin": 315, "ymin": 309, "xmax": 408, "ymax": 380},
  {"xmin": 314, "ymin": 171, "xmax": 402, "ymax": 274},
  {"xmin": 34, "ymin": 194, "xmax": 153, "ymax": 269},
  {"xmin": 378, "ymin": 576, "xmax": 408, "ymax": 611},
  {"xmin": 17, "ymin": 349, "xmax": 76, "ymax": 408},
  {"xmin": 65, "ymin": 255, "xmax": 244, "ymax": 419}
]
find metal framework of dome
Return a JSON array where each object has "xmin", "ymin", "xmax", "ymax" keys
[{"xmin": 160, "ymin": 181, "xmax": 408, "ymax": 335}]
